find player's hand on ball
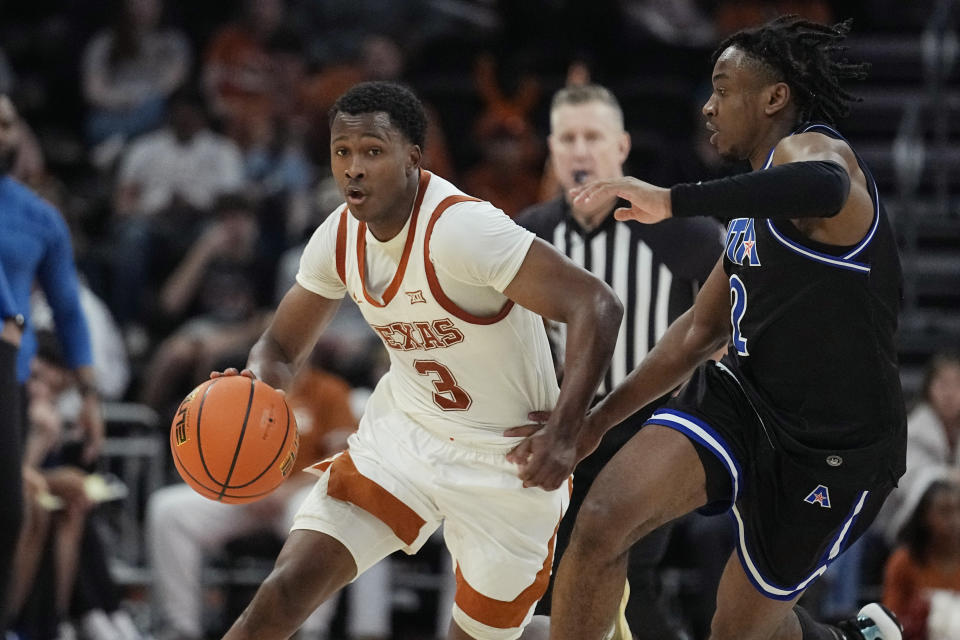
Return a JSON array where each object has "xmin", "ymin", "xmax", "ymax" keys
[
  {"xmin": 569, "ymin": 176, "xmax": 672, "ymax": 224},
  {"xmin": 210, "ymin": 367, "xmax": 257, "ymax": 380}
]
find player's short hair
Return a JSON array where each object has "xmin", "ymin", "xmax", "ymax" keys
[
  {"xmin": 713, "ymin": 15, "xmax": 869, "ymax": 126},
  {"xmin": 550, "ymin": 84, "xmax": 624, "ymax": 130},
  {"xmin": 329, "ymin": 81, "xmax": 427, "ymax": 149}
]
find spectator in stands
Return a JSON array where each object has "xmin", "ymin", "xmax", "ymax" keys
[
  {"xmin": 137, "ymin": 193, "xmax": 273, "ymax": 416},
  {"xmin": 114, "ymin": 89, "xmax": 244, "ymax": 220},
  {"xmin": 883, "ymin": 477, "xmax": 960, "ymax": 640},
  {"xmin": 10, "ymin": 333, "xmax": 143, "ymax": 640},
  {"xmin": 203, "ymin": 0, "xmax": 292, "ymax": 146},
  {"xmin": 109, "ymin": 89, "xmax": 244, "ymax": 328},
  {"xmin": 32, "ymin": 282, "xmax": 131, "ymax": 402},
  {"xmin": 243, "ymin": 115, "xmax": 313, "ymax": 204},
  {"xmin": 82, "ymin": 0, "xmax": 192, "ymax": 148},
  {"xmin": 462, "ymin": 55, "xmax": 543, "ymax": 216},
  {"xmin": 298, "ymin": 34, "xmax": 454, "ymax": 180},
  {"xmin": 875, "ymin": 353, "xmax": 960, "ymax": 544},
  {"xmin": 147, "ymin": 352, "xmax": 391, "ymax": 640}
]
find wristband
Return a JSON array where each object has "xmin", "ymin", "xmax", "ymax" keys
[{"xmin": 671, "ymin": 161, "xmax": 850, "ymax": 220}]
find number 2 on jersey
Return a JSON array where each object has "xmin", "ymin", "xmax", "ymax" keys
[
  {"xmin": 729, "ymin": 275, "xmax": 749, "ymax": 356},
  {"xmin": 414, "ymin": 360, "xmax": 472, "ymax": 411}
]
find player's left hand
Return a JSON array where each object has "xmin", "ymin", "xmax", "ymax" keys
[
  {"xmin": 569, "ymin": 177, "xmax": 672, "ymax": 224},
  {"xmin": 507, "ymin": 410, "xmax": 605, "ymax": 466}
]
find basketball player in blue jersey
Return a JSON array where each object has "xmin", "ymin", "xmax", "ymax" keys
[{"xmin": 514, "ymin": 16, "xmax": 907, "ymax": 640}]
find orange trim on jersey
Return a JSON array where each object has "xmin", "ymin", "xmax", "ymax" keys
[
  {"xmin": 326, "ymin": 452, "xmax": 426, "ymax": 546},
  {"xmin": 423, "ymin": 196, "xmax": 515, "ymax": 325},
  {"xmin": 453, "ymin": 506, "xmax": 564, "ymax": 629},
  {"xmin": 335, "ymin": 207, "xmax": 348, "ymax": 285},
  {"xmin": 357, "ymin": 170, "xmax": 432, "ymax": 307}
]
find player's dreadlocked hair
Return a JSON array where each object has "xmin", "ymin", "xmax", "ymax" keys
[{"xmin": 712, "ymin": 15, "xmax": 869, "ymax": 126}]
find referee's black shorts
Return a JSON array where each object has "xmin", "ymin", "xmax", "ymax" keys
[{"xmin": 645, "ymin": 360, "xmax": 894, "ymax": 601}]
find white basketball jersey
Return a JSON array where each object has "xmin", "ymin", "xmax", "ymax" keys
[{"xmin": 299, "ymin": 171, "xmax": 559, "ymax": 450}]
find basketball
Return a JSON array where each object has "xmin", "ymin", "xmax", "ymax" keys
[{"xmin": 170, "ymin": 375, "xmax": 300, "ymax": 504}]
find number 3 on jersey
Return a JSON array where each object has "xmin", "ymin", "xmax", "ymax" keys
[
  {"xmin": 414, "ymin": 360, "xmax": 473, "ymax": 411},
  {"xmin": 729, "ymin": 275, "xmax": 749, "ymax": 356}
]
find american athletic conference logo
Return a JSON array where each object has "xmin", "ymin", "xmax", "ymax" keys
[{"xmin": 725, "ymin": 218, "xmax": 761, "ymax": 266}]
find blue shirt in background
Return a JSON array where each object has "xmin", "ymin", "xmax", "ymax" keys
[
  {"xmin": 0, "ymin": 260, "xmax": 16, "ymax": 321},
  {"xmin": 0, "ymin": 176, "xmax": 92, "ymax": 382}
]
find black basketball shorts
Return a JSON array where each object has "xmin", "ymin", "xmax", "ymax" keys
[{"xmin": 645, "ymin": 360, "xmax": 893, "ymax": 601}]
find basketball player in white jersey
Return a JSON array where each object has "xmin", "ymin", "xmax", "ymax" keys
[{"xmin": 216, "ymin": 81, "xmax": 624, "ymax": 640}]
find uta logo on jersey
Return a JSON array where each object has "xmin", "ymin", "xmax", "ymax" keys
[
  {"xmin": 725, "ymin": 218, "xmax": 761, "ymax": 266},
  {"xmin": 804, "ymin": 484, "xmax": 832, "ymax": 508}
]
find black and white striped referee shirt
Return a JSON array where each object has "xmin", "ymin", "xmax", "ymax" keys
[{"xmin": 516, "ymin": 197, "xmax": 724, "ymax": 396}]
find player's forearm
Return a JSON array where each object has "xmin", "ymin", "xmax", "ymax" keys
[
  {"xmin": 246, "ymin": 332, "xmax": 300, "ymax": 392},
  {"xmin": 550, "ymin": 285, "xmax": 623, "ymax": 440},
  {"xmin": 589, "ymin": 308, "xmax": 727, "ymax": 434}
]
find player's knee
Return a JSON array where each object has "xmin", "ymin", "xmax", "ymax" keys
[{"xmin": 569, "ymin": 493, "xmax": 634, "ymax": 555}]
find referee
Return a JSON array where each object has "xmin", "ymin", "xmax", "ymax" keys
[{"xmin": 516, "ymin": 84, "xmax": 722, "ymax": 639}]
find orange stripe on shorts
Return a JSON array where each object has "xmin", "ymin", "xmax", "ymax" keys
[
  {"xmin": 326, "ymin": 452, "xmax": 426, "ymax": 546},
  {"xmin": 453, "ymin": 511, "xmax": 563, "ymax": 629}
]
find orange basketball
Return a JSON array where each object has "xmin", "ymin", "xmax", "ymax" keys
[{"xmin": 170, "ymin": 375, "xmax": 300, "ymax": 504}]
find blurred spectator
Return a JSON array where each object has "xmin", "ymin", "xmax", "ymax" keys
[
  {"xmin": 82, "ymin": 0, "xmax": 192, "ymax": 147},
  {"xmin": 298, "ymin": 34, "xmax": 454, "ymax": 179},
  {"xmin": 203, "ymin": 0, "xmax": 298, "ymax": 146},
  {"xmin": 10, "ymin": 335, "xmax": 143, "ymax": 640},
  {"xmin": 147, "ymin": 355, "xmax": 391, "ymax": 640},
  {"xmin": 462, "ymin": 55, "xmax": 543, "ymax": 215},
  {"xmin": 109, "ymin": 89, "xmax": 244, "ymax": 327},
  {"xmin": 137, "ymin": 193, "xmax": 273, "ymax": 416},
  {"xmin": 883, "ymin": 477, "xmax": 960, "ymax": 640},
  {"xmin": 243, "ymin": 115, "xmax": 313, "ymax": 204},
  {"xmin": 113, "ymin": 90, "xmax": 244, "ymax": 219},
  {"xmin": 32, "ymin": 283, "xmax": 131, "ymax": 402},
  {"xmin": 875, "ymin": 353, "xmax": 960, "ymax": 544}
]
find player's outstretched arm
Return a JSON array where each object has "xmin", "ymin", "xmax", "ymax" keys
[
  {"xmin": 587, "ymin": 258, "xmax": 731, "ymax": 437},
  {"xmin": 503, "ymin": 238, "xmax": 623, "ymax": 490},
  {"xmin": 243, "ymin": 284, "xmax": 341, "ymax": 392}
]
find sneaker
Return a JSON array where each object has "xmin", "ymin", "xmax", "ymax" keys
[
  {"xmin": 838, "ymin": 603, "xmax": 903, "ymax": 640},
  {"xmin": 603, "ymin": 579, "xmax": 632, "ymax": 640}
]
